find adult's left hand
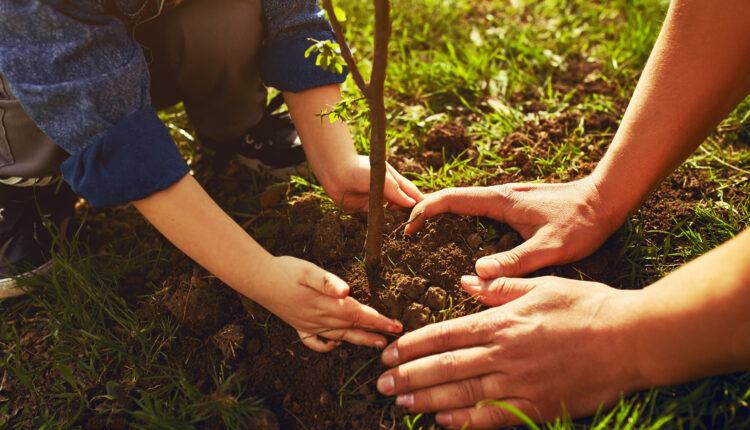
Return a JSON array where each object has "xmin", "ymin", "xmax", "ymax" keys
[{"xmin": 376, "ymin": 275, "xmax": 649, "ymax": 429}]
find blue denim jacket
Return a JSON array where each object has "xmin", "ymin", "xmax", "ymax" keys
[{"xmin": 0, "ymin": 0, "xmax": 346, "ymax": 206}]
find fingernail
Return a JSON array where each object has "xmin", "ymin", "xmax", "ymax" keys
[
  {"xmin": 461, "ymin": 275, "xmax": 479, "ymax": 286},
  {"xmin": 382, "ymin": 346, "xmax": 399, "ymax": 364},
  {"xmin": 396, "ymin": 393, "xmax": 414, "ymax": 408},
  {"xmin": 375, "ymin": 339, "xmax": 386, "ymax": 348},
  {"xmin": 476, "ymin": 258, "xmax": 500, "ymax": 275},
  {"xmin": 392, "ymin": 320, "xmax": 403, "ymax": 332},
  {"xmin": 377, "ymin": 374, "xmax": 395, "ymax": 393},
  {"xmin": 436, "ymin": 412, "xmax": 453, "ymax": 427}
]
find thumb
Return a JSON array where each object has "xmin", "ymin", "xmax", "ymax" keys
[
  {"xmin": 301, "ymin": 263, "xmax": 350, "ymax": 299},
  {"xmin": 383, "ymin": 172, "xmax": 417, "ymax": 208},
  {"xmin": 460, "ymin": 275, "xmax": 535, "ymax": 306},
  {"xmin": 475, "ymin": 237, "xmax": 558, "ymax": 278}
]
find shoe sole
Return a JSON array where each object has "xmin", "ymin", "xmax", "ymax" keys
[
  {"xmin": 235, "ymin": 155, "xmax": 310, "ymax": 181},
  {"xmin": 0, "ymin": 217, "xmax": 71, "ymax": 300},
  {"xmin": 0, "ymin": 259, "xmax": 54, "ymax": 299}
]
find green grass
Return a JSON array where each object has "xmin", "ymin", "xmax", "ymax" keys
[{"xmin": 3, "ymin": 0, "xmax": 750, "ymax": 428}]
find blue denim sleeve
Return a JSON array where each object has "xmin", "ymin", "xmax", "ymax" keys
[
  {"xmin": 0, "ymin": 0, "xmax": 188, "ymax": 206},
  {"xmin": 261, "ymin": 0, "xmax": 348, "ymax": 92}
]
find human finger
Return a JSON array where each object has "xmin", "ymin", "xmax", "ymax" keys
[
  {"xmin": 383, "ymin": 168, "xmax": 418, "ymax": 208},
  {"xmin": 386, "ymin": 162, "xmax": 425, "ymax": 202},
  {"xmin": 317, "ymin": 327, "xmax": 390, "ymax": 348},
  {"xmin": 386, "ymin": 373, "xmax": 510, "ymax": 414},
  {"xmin": 300, "ymin": 263, "xmax": 350, "ymax": 298},
  {"xmin": 435, "ymin": 399, "xmax": 534, "ymax": 429},
  {"xmin": 474, "ymin": 234, "xmax": 560, "ymax": 278},
  {"xmin": 377, "ymin": 345, "xmax": 501, "ymax": 397},
  {"xmin": 380, "ymin": 312, "xmax": 492, "ymax": 366},
  {"xmin": 404, "ymin": 187, "xmax": 509, "ymax": 235},
  {"xmin": 318, "ymin": 296, "xmax": 403, "ymax": 334},
  {"xmin": 297, "ymin": 329, "xmax": 341, "ymax": 352},
  {"xmin": 460, "ymin": 275, "xmax": 536, "ymax": 306}
]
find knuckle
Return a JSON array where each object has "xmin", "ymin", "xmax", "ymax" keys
[
  {"xmin": 456, "ymin": 379, "xmax": 479, "ymax": 404},
  {"xmin": 299, "ymin": 263, "xmax": 315, "ymax": 281},
  {"xmin": 348, "ymin": 308, "xmax": 363, "ymax": 328},
  {"xmin": 498, "ymin": 250, "xmax": 522, "ymax": 275},
  {"xmin": 489, "ymin": 276, "xmax": 510, "ymax": 295},
  {"xmin": 438, "ymin": 351, "xmax": 459, "ymax": 379},
  {"xmin": 484, "ymin": 403, "xmax": 511, "ymax": 426},
  {"xmin": 434, "ymin": 322, "xmax": 455, "ymax": 351},
  {"xmin": 491, "ymin": 184, "xmax": 513, "ymax": 201},
  {"xmin": 399, "ymin": 367, "xmax": 416, "ymax": 390}
]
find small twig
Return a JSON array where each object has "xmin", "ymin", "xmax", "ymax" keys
[{"xmin": 321, "ymin": 0, "xmax": 368, "ymax": 95}]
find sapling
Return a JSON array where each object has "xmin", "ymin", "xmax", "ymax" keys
[{"xmin": 310, "ymin": 0, "xmax": 392, "ymax": 268}]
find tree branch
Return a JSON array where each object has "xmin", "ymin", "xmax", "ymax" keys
[{"xmin": 321, "ymin": 0, "xmax": 369, "ymax": 96}]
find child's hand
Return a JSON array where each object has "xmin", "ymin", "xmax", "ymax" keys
[
  {"xmin": 325, "ymin": 155, "xmax": 424, "ymax": 213},
  {"xmin": 253, "ymin": 255, "xmax": 403, "ymax": 352}
]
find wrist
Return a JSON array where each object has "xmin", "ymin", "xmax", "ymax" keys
[
  {"xmin": 316, "ymin": 154, "xmax": 361, "ymax": 199},
  {"xmin": 578, "ymin": 174, "xmax": 629, "ymax": 235},
  {"xmin": 597, "ymin": 288, "xmax": 656, "ymax": 393}
]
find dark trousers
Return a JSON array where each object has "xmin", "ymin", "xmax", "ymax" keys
[{"xmin": 0, "ymin": 0, "xmax": 266, "ymax": 181}]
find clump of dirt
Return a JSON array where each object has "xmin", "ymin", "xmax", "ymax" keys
[
  {"xmin": 390, "ymin": 273, "xmax": 428, "ymax": 299},
  {"xmin": 424, "ymin": 121, "xmax": 471, "ymax": 156},
  {"xmin": 162, "ymin": 269, "xmax": 239, "ymax": 336},
  {"xmin": 423, "ymin": 286, "xmax": 447, "ymax": 311},
  {"xmin": 402, "ymin": 302, "xmax": 431, "ymax": 331}
]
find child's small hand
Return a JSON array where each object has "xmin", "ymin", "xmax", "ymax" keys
[
  {"xmin": 253, "ymin": 255, "xmax": 403, "ymax": 352},
  {"xmin": 325, "ymin": 155, "xmax": 424, "ymax": 213}
]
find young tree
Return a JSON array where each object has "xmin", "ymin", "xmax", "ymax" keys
[{"xmin": 320, "ymin": 0, "xmax": 392, "ymax": 268}]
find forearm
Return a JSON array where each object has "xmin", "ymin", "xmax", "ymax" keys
[
  {"xmin": 591, "ymin": 0, "xmax": 750, "ymax": 221},
  {"xmin": 629, "ymin": 228, "xmax": 750, "ymax": 387},
  {"xmin": 284, "ymin": 84, "xmax": 358, "ymax": 191},
  {"xmin": 132, "ymin": 174, "xmax": 273, "ymax": 297}
]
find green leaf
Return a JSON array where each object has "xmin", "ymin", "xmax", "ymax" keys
[{"xmin": 56, "ymin": 362, "xmax": 79, "ymax": 391}]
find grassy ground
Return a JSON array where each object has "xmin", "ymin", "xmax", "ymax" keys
[{"xmin": 2, "ymin": 0, "xmax": 750, "ymax": 428}]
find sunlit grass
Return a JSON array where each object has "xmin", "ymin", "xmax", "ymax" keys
[{"xmin": 2, "ymin": 0, "xmax": 749, "ymax": 428}]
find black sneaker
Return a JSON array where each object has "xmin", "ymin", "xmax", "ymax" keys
[
  {"xmin": 0, "ymin": 180, "xmax": 75, "ymax": 299},
  {"xmin": 203, "ymin": 94, "xmax": 308, "ymax": 180}
]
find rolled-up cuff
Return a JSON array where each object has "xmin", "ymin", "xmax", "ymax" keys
[
  {"xmin": 261, "ymin": 30, "xmax": 348, "ymax": 93},
  {"xmin": 61, "ymin": 106, "xmax": 189, "ymax": 207}
]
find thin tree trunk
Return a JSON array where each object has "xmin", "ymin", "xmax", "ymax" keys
[
  {"xmin": 321, "ymin": 0, "xmax": 391, "ymax": 268},
  {"xmin": 364, "ymin": 0, "xmax": 391, "ymax": 268}
]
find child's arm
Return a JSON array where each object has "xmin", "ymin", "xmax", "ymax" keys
[
  {"xmin": 133, "ymin": 173, "xmax": 402, "ymax": 352},
  {"xmin": 284, "ymin": 84, "xmax": 424, "ymax": 213}
]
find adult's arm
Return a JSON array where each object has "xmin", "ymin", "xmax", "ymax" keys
[
  {"xmin": 376, "ymin": 227, "xmax": 750, "ymax": 428},
  {"xmin": 405, "ymin": 0, "xmax": 750, "ymax": 278}
]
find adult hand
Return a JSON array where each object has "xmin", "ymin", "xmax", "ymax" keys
[
  {"xmin": 405, "ymin": 177, "xmax": 623, "ymax": 278},
  {"xmin": 376, "ymin": 275, "xmax": 648, "ymax": 429},
  {"xmin": 325, "ymin": 155, "xmax": 424, "ymax": 213}
]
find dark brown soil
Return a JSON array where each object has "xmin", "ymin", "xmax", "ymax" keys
[
  {"xmin": 101, "ymin": 129, "xmax": 717, "ymax": 429},
  {"xmin": 6, "ymin": 61, "xmax": 734, "ymax": 428}
]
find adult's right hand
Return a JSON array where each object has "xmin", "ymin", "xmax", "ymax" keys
[{"xmin": 405, "ymin": 177, "xmax": 624, "ymax": 278}]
